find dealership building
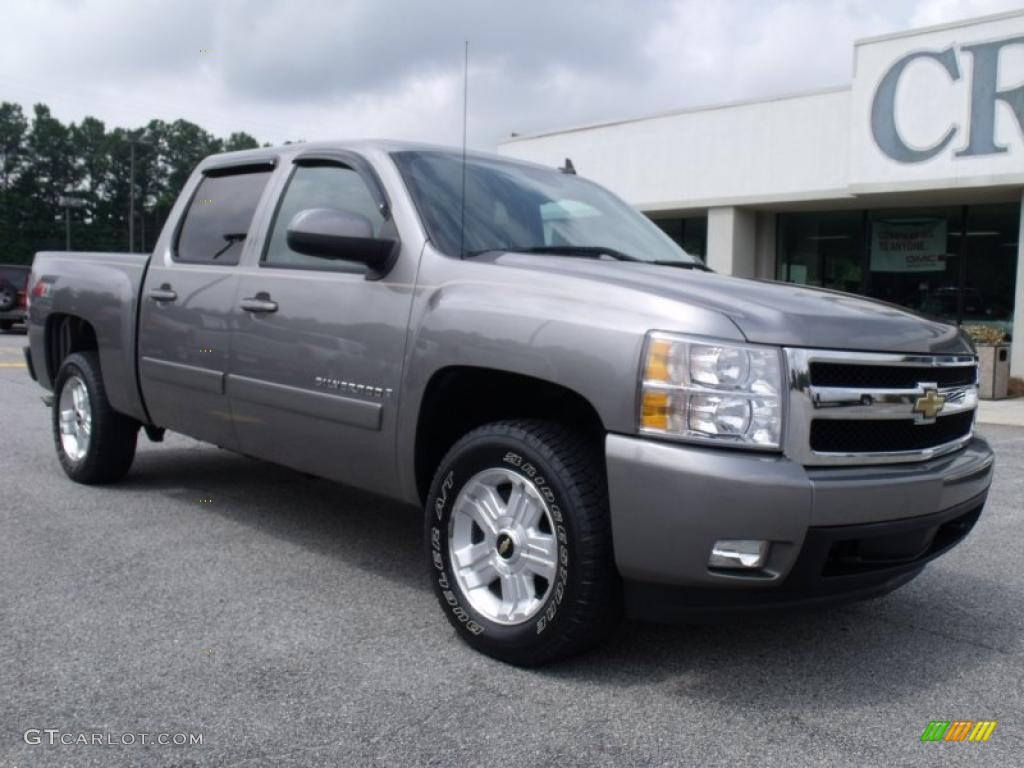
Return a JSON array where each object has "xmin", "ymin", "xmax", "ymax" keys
[{"xmin": 499, "ymin": 10, "xmax": 1024, "ymax": 375}]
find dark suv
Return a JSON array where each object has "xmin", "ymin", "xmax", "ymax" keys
[{"xmin": 0, "ymin": 264, "xmax": 29, "ymax": 332}]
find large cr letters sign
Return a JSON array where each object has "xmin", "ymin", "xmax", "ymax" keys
[{"xmin": 871, "ymin": 35, "xmax": 1024, "ymax": 162}]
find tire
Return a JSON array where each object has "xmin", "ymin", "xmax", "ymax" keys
[
  {"xmin": 0, "ymin": 320, "xmax": 12, "ymax": 332},
  {"xmin": 52, "ymin": 351, "xmax": 138, "ymax": 484},
  {"xmin": 0, "ymin": 280, "xmax": 15, "ymax": 312},
  {"xmin": 426, "ymin": 419, "xmax": 621, "ymax": 666}
]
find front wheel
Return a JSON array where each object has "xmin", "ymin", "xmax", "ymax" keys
[
  {"xmin": 52, "ymin": 351, "xmax": 138, "ymax": 484},
  {"xmin": 426, "ymin": 420, "xmax": 620, "ymax": 666}
]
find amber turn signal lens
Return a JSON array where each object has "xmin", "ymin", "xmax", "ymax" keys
[
  {"xmin": 644, "ymin": 338, "xmax": 671, "ymax": 382},
  {"xmin": 640, "ymin": 390, "xmax": 669, "ymax": 430}
]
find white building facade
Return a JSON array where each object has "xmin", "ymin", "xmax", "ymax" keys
[{"xmin": 499, "ymin": 11, "xmax": 1024, "ymax": 375}]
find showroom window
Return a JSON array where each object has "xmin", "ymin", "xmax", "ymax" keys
[
  {"xmin": 777, "ymin": 203, "xmax": 1019, "ymax": 338},
  {"xmin": 863, "ymin": 206, "xmax": 964, "ymax": 324},
  {"xmin": 649, "ymin": 215, "xmax": 707, "ymax": 261},
  {"xmin": 961, "ymin": 203, "xmax": 1019, "ymax": 341},
  {"xmin": 775, "ymin": 210, "xmax": 865, "ymax": 294}
]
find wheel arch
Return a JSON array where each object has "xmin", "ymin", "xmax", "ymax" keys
[
  {"xmin": 45, "ymin": 313, "xmax": 99, "ymax": 384},
  {"xmin": 413, "ymin": 365, "xmax": 606, "ymax": 504}
]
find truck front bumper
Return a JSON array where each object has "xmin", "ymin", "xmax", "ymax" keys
[{"xmin": 605, "ymin": 434, "xmax": 994, "ymax": 622}]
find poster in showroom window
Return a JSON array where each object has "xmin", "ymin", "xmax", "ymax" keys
[{"xmin": 870, "ymin": 219, "xmax": 948, "ymax": 272}]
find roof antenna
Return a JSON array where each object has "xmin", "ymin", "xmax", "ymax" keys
[
  {"xmin": 559, "ymin": 157, "xmax": 576, "ymax": 175},
  {"xmin": 459, "ymin": 40, "xmax": 469, "ymax": 258}
]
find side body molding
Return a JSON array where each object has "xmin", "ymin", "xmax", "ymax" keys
[
  {"xmin": 140, "ymin": 357, "xmax": 225, "ymax": 395},
  {"xmin": 226, "ymin": 374, "xmax": 382, "ymax": 431}
]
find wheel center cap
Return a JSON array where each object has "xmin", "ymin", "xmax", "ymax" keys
[{"xmin": 496, "ymin": 532, "xmax": 516, "ymax": 560}]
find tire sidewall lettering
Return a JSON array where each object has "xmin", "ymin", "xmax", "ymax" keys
[
  {"xmin": 500, "ymin": 451, "xmax": 570, "ymax": 635},
  {"xmin": 434, "ymin": 470, "xmax": 454, "ymax": 521}
]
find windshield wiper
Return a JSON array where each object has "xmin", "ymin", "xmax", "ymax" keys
[
  {"xmin": 647, "ymin": 259, "xmax": 712, "ymax": 271},
  {"xmin": 464, "ymin": 245, "xmax": 710, "ymax": 270},
  {"xmin": 212, "ymin": 232, "xmax": 246, "ymax": 260},
  {"xmin": 520, "ymin": 245, "xmax": 642, "ymax": 261},
  {"xmin": 463, "ymin": 245, "xmax": 642, "ymax": 261}
]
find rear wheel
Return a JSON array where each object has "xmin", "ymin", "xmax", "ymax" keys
[
  {"xmin": 426, "ymin": 419, "xmax": 620, "ymax": 666},
  {"xmin": 0, "ymin": 320, "xmax": 12, "ymax": 332},
  {"xmin": 52, "ymin": 351, "xmax": 138, "ymax": 484}
]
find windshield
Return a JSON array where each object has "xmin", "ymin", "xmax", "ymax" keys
[{"xmin": 391, "ymin": 150, "xmax": 700, "ymax": 265}]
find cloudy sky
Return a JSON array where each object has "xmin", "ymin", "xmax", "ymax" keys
[{"xmin": 2, "ymin": 0, "xmax": 1021, "ymax": 149}]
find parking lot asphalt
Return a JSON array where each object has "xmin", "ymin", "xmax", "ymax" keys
[{"xmin": 1, "ymin": 330, "xmax": 1022, "ymax": 767}]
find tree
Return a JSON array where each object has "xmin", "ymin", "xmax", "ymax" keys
[
  {"xmin": 21, "ymin": 104, "xmax": 76, "ymax": 254},
  {"xmin": 68, "ymin": 116, "xmax": 109, "ymax": 251},
  {"xmin": 0, "ymin": 102, "xmax": 266, "ymax": 263},
  {"xmin": 0, "ymin": 103, "xmax": 29, "ymax": 257},
  {"xmin": 225, "ymin": 131, "xmax": 259, "ymax": 151}
]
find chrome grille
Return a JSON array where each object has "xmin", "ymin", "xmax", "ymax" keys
[
  {"xmin": 809, "ymin": 411, "xmax": 975, "ymax": 453},
  {"xmin": 785, "ymin": 349, "xmax": 978, "ymax": 466},
  {"xmin": 808, "ymin": 362, "xmax": 977, "ymax": 390}
]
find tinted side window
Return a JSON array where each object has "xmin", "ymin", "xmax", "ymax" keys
[
  {"xmin": 176, "ymin": 169, "xmax": 272, "ymax": 265},
  {"xmin": 1, "ymin": 267, "xmax": 29, "ymax": 284},
  {"xmin": 264, "ymin": 164, "xmax": 385, "ymax": 268}
]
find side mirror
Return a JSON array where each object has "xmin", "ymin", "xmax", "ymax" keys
[{"xmin": 286, "ymin": 208, "xmax": 397, "ymax": 276}]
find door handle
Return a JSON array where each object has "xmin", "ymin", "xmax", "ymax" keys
[
  {"xmin": 147, "ymin": 286, "xmax": 177, "ymax": 302},
  {"xmin": 239, "ymin": 293, "xmax": 278, "ymax": 313}
]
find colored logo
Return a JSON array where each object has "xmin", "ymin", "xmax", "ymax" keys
[
  {"xmin": 920, "ymin": 720, "xmax": 996, "ymax": 742},
  {"xmin": 496, "ymin": 533, "xmax": 514, "ymax": 559},
  {"xmin": 912, "ymin": 388, "xmax": 946, "ymax": 421}
]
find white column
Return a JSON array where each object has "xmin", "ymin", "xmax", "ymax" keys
[
  {"xmin": 755, "ymin": 211, "xmax": 778, "ymax": 280},
  {"xmin": 1012, "ymin": 190, "xmax": 1024, "ymax": 378},
  {"xmin": 706, "ymin": 206, "xmax": 757, "ymax": 277}
]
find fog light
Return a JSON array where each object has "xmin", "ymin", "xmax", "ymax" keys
[{"xmin": 709, "ymin": 539, "xmax": 769, "ymax": 569}]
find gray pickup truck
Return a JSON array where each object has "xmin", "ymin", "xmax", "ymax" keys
[{"xmin": 25, "ymin": 141, "xmax": 994, "ymax": 665}]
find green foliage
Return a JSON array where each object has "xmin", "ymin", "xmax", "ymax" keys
[
  {"xmin": 963, "ymin": 323, "xmax": 1008, "ymax": 345},
  {"xmin": 0, "ymin": 102, "xmax": 265, "ymax": 263}
]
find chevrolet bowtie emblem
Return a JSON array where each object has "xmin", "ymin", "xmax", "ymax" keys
[{"xmin": 913, "ymin": 388, "xmax": 947, "ymax": 421}]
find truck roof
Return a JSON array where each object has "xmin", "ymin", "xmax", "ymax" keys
[{"xmin": 197, "ymin": 139, "xmax": 546, "ymax": 173}]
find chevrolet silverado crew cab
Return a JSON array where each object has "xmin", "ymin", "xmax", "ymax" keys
[{"xmin": 25, "ymin": 141, "xmax": 994, "ymax": 665}]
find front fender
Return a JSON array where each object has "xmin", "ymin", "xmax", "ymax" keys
[{"xmin": 394, "ymin": 253, "xmax": 743, "ymax": 502}]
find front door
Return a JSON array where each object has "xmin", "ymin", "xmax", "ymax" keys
[
  {"xmin": 227, "ymin": 155, "xmax": 416, "ymax": 492},
  {"xmin": 138, "ymin": 165, "xmax": 273, "ymax": 448}
]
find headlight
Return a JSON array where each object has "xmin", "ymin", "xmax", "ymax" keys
[{"xmin": 639, "ymin": 332, "xmax": 784, "ymax": 449}]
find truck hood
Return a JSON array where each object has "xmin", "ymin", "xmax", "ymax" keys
[{"xmin": 493, "ymin": 254, "xmax": 972, "ymax": 355}]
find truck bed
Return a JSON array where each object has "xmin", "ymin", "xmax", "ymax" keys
[{"xmin": 28, "ymin": 251, "xmax": 150, "ymax": 422}]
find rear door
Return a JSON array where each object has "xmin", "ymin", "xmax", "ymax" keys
[
  {"xmin": 138, "ymin": 164, "xmax": 273, "ymax": 447},
  {"xmin": 227, "ymin": 151, "xmax": 416, "ymax": 492}
]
